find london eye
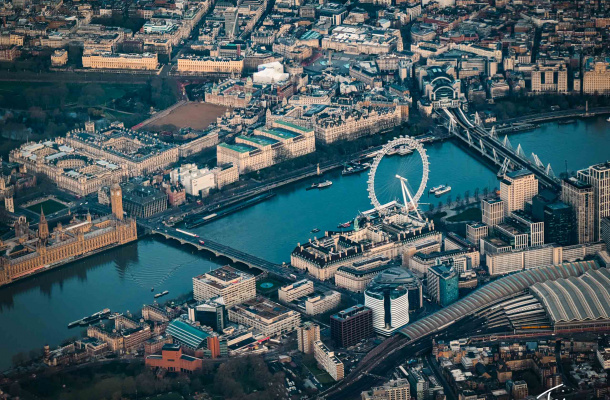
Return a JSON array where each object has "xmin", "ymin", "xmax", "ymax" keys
[{"xmin": 367, "ymin": 136, "xmax": 430, "ymax": 216}]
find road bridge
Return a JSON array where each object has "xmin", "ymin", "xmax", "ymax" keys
[
  {"xmin": 138, "ymin": 221, "xmax": 292, "ymax": 278},
  {"xmin": 442, "ymin": 107, "xmax": 561, "ymax": 191}
]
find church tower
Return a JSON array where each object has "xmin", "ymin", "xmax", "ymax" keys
[
  {"xmin": 110, "ymin": 183, "xmax": 124, "ymax": 220},
  {"xmin": 38, "ymin": 208, "xmax": 49, "ymax": 240}
]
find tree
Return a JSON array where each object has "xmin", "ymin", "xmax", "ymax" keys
[
  {"xmin": 474, "ymin": 187, "xmax": 480, "ymax": 199},
  {"xmin": 438, "ymin": 201, "xmax": 443, "ymax": 210},
  {"xmin": 464, "ymin": 190, "xmax": 470, "ymax": 204},
  {"xmin": 455, "ymin": 194, "xmax": 462, "ymax": 206},
  {"xmin": 483, "ymin": 187, "xmax": 489, "ymax": 198},
  {"xmin": 428, "ymin": 203, "xmax": 435, "ymax": 213},
  {"xmin": 446, "ymin": 195, "xmax": 452, "ymax": 207}
]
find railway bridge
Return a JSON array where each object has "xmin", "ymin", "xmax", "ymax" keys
[{"xmin": 442, "ymin": 107, "xmax": 562, "ymax": 191}]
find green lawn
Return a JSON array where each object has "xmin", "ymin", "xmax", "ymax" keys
[
  {"xmin": 26, "ymin": 199, "xmax": 68, "ymax": 215},
  {"xmin": 447, "ymin": 207, "xmax": 482, "ymax": 222},
  {"xmin": 303, "ymin": 356, "xmax": 335, "ymax": 385}
]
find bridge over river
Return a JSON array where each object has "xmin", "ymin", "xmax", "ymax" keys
[
  {"xmin": 442, "ymin": 107, "xmax": 562, "ymax": 191},
  {"xmin": 138, "ymin": 221, "xmax": 292, "ymax": 279}
]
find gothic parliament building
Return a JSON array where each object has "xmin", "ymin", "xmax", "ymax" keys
[{"xmin": 0, "ymin": 184, "xmax": 137, "ymax": 287}]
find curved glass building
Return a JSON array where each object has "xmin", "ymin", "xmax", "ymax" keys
[{"xmin": 364, "ymin": 267, "xmax": 416, "ymax": 335}]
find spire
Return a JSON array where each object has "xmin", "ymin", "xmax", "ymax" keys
[{"xmin": 38, "ymin": 207, "xmax": 49, "ymax": 240}]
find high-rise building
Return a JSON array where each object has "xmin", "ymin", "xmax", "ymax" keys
[
  {"xmin": 561, "ymin": 177, "xmax": 595, "ymax": 244},
  {"xmin": 297, "ymin": 322, "xmax": 320, "ymax": 354},
  {"xmin": 364, "ymin": 268, "xmax": 410, "ymax": 336},
  {"xmin": 482, "ymin": 198, "xmax": 505, "ymax": 226},
  {"xmin": 111, "ymin": 183, "xmax": 123, "ymax": 220},
  {"xmin": 500, "ymin": 170, "xmax": 538, "ymax": 215},
  {"xmin": 578, "ymin": 161, "xmax": 610, "ymax": 241},
  {"xmin": 362, "ymin": 379, "xmax": 411, "ymax": 400},
  {"xmin": 532, "ymin": 191, "xmax": 574, "ymax": 246},
  {"xmin": 192, "ymin": 266, "xmax": 256, "ymax": 307},
  {"xmin": 542, "ymin": 202, "xmax": 574, "ymax": 246},
  {"xmin": 601, "ymin": 217, "xmax": 610, "ymax": 248},
  {"xmin": 313, "ymin": 340, "xmax": 344, "ymax": 381},
  {"xmin": 427, "ymin": 262, "xmax": 458, "ymax": 307},
  {"xmin": 466, "ymin": 222, "xmax": 488, "ymax": 247},
  {"xmin": 330, "ymin": 304, "xmax": 373, "ymax": 348}
]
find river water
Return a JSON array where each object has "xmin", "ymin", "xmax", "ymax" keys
[{"xmin": 1, "ymin": 116, "xmax": 609, "ymax": 369}]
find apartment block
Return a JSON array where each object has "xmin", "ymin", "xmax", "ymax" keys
[
  {"xmin": 500, "ymin": 170, "xmax": 538, "ymax": 215},
  {"xmin": 578, "ymin": 161, "xmax": 610, "ymax": 241},
  {"xmin": 297, "ymin": 322, "xmax": 320, "ymax": 354},
  {"xmin": 561, "ymin": 177, "xmax": 595, "ymax": 244},
  {"xmin": 482, "ymin": 198, "xmax": 505, "ymax": 227},
  {"xmin": 362, "ymin": 379, "xmax": 411, "ymax": 400},
  {"xmin": 314, "ymin": 340, "xmax": 344, "ymax": 381}
]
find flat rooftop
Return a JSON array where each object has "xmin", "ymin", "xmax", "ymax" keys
[{"xmin": 506, "ymin": 169, "xmax": 533, "ymax": 179}]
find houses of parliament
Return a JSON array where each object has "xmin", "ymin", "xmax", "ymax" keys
[{"xmin": 0, "ymin": 184, "xmax": 137, "ymax": 287}]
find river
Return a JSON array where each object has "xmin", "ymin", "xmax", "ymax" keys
[{"xmin": 0, "ymin": 115, "xmax": 609, "ymax": 369}]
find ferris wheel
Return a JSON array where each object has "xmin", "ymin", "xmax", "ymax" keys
[{"xmin": 367, "ymin": 136, "xmax": 429, "ymax": 215}]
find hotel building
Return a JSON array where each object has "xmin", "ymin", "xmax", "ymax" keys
[
  {"xmin": 581, "ymin": 60, "xmax": 610, "ymax": 95},
  {"xmin": 192, "ymin": 265, "xmax": 256, "ymax": 307},
  {"xmin": 334, "ymin": 256, "xmax": 391, "ymax": 293},
  {"xmin": 427, "ymin": 263, "xmax": 459, "ymax": 307},
  {"xmin": 292, "ymin": 204, "xmax": 440, "ymax": 281}
]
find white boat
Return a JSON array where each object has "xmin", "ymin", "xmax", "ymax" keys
[
  {"xmin": 387, "ymin": 147, "xmax": 399, "ymax": 156},
  {"xmin": 607, "ymin": 117, "xmax": 610, "ymax": 122},
  {"xmin": 429, "ymin": 185, "xmax": 445, "ymax": 194},
  {"xmin": 435, "ymin": 186, "xmax": 452, "ymax": 196},
  {"xmin": 317, "ymin": 180, "xmax": 333, "ymax": 188},
  {"xmin": 154, "ymin": 290, "xmax": 169, "ymax": 298}
]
